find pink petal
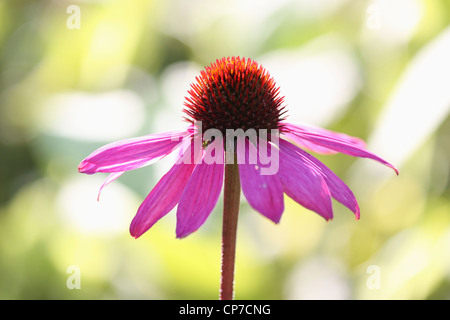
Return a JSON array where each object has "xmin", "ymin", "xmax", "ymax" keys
[
  {"xmin": 237, "ymin": 138, "xmax": 284, "ymax": 223},
  {"xmin": 281, "ymin": 122, "xmax": 365, "ymax": 155},
  {"xmin": 278, "ymin": 139, "xmax": 333, "ymax": 220},
  {"xmin": 129, "ymin": 138, "xmax": 199, "ymax": 239},
  {"xmin": 282, "ymin": 131, "xmax": 339, "ymax": 155},
  {"xmin": 176, "ymin": 139, "xmax": 224, "ymax": 238},
  {"xmin": 97, "ymin": 172, "xmax": 124, "ymax": 201},
  {"xmin": 78, "ymin": 130, "xmax": 191, "ymax": 174},
  {"xmin": 284, "ymin": 122, "xmax": 367, "ymax": 148},
  {"xmin": 283, "ymin": 123, "xmax": 399, "ymax": 174},
  {"xmin": 280, "ymin": 139, "xmax": 360, "ymax": 219}
]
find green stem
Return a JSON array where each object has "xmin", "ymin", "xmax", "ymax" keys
[{"xmin": 220, "ymin": 159, "xmax": 241, "ymax": 300}]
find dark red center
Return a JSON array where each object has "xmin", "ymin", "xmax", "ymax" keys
[{"xmin": 183, "ymin": 57, "xmax": 286, "ymax": 135}]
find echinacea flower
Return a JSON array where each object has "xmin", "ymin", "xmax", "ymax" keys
[{"xmin": 78, "ymin": 56, "xmax": 398, "ymax": 240}]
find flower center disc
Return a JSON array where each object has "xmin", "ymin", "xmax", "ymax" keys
[{"xmin": 183, "ymin": 57, "xmax": 286, "ymax": 135}]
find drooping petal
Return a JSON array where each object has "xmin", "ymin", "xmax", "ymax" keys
[
  {"xmin": 176, "ymin": 138, "xmax": 224, "ymax": 238},
  {"xmin": 97, "ymin": 171, "xmax": 124, "ymax": 201},
  {"xmin": 280, "ymin": 139, "xmax": 360, "ymax": 219},
  {"xmin": 278, "ymin": 139, "xmax": 333, "ymax": 220},
  {"xmin": 283, "ymin": 123, "xmax": 399, "ymax": 174},
  {"xmin": 129, "ymin": 138, "xmax": 200, "ymax": 239},
  {"xmin": 284, "ymin": 122, "xmax": 367, "ymax": 147},
  {"xmin": 281, "ymin": 123, "xmax": 366, "ymax": 155},
  {"xmin": 78, "ymin": 130, "xmax": 191, "ymax": 174},
  {"xmin": 282, "ymin": 133, "xmax": 339, "ymax": 155},
  {"xmin": 237, "ymin": 138, "xmax": 284, "ymax": 223}
]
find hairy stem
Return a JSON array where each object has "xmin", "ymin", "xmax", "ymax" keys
[{"xmin": 220, "ymin": 159, "xmax": 241, "ymax": 300}]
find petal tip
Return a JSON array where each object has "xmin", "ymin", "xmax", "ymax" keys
[
  {"xmin": 272, "ymin": 215, "xmax": 282, "ymax": 224},
  {"xmin": 176, "ymin": 224, "xmax": 199, "ymax": 239},
  {"xmin": 77, "ymin": 160, "xmax": 94, "ymax": 174},
  {"xmin": 129, "ymin": 222, "xmax": 145, "ymax": 239},
  {"xmin": 322, "ymin": 210, "xmax": 333, "ymax": 222},
  {"xmin": 129, "ymin": 229, "xmax": 142, "ymax": 239},
  {"xmin": 175, "ymin": 230, "xmax": 189, "ymax": 239},
  {"xmin": 386, "ymin": 162, "xmax": 399, "ymax": 175},
  {"xmin": 354, "ymin": 205, "xmax": 361, "ymax": 220}
]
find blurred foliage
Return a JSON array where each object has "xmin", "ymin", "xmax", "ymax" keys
[{"xmin": 0, "ymin": 0, "xmax": 449, "ymax": 300}]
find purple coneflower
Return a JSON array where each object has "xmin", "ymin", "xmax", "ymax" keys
[{"xmin": 78, "ymin": 56, "xmax": 397, "ymax": 299}]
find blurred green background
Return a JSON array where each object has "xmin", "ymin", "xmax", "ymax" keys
[{"xmin": 1, "ymin": 0, "xmax": 449, "ymax": 300}]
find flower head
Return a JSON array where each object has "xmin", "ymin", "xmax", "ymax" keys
[
  {"xmin": 78, "ymin": 56, "xmax": 398, "ymax": 239},
  {"xmin": 183, "ymin": 57, "xmax": 286, "ymax": 134}
]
